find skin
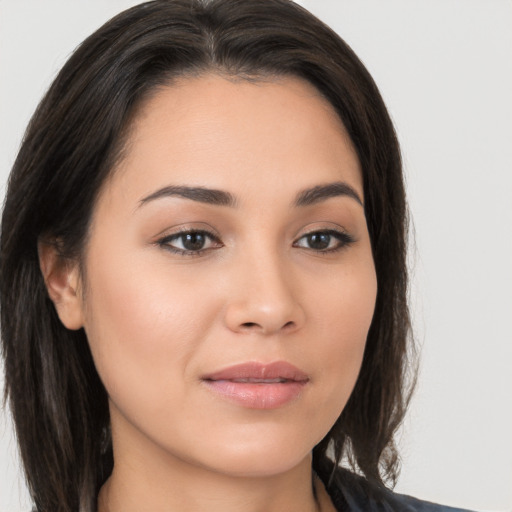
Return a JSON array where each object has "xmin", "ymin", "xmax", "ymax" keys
[{"xmin": 41, "ymin": 74, "xmax": 377, "ymax": 512}]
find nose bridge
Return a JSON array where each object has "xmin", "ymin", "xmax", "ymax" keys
[{"xmin": 224, "ymin": 238, "xmax": 304, "ymax": 335}]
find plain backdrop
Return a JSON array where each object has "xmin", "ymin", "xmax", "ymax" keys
[{"xmin": 0, "ymin": 1, "xmax": 511, "ymax": 511}]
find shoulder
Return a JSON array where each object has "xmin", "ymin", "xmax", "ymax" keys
[{"xmin": 323, "ymin": 467, "xmax": 475, "ymax": 512}]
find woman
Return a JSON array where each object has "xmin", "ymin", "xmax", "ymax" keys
[{"xmin": 0, "ymin": 1, "xmax": 476, "ymax": 511}]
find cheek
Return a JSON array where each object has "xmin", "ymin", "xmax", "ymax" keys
[
  {"xmin": 80, "ymin": 247, "xmax": 220, "ymax": 410},
  {"xmin": 315, "ymin": 252, "xmax": 376, "ymax": 341},
  {"xmin": 310, "ymin": 259, "xmax": 377, "ymax": 410}
]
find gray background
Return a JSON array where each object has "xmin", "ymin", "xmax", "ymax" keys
[{"xmin": 1, "ymin": 1, "xmax": 511, "ymax": 511}]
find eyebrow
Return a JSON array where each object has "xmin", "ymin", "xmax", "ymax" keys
[
  {"xmin": 139, "ymin": 185, "xmax": 237, "ymax": 207},
  {"xmin": 293, "ymin": 182, "xmax": 363, "ymax": 208},
  {"xmin": 138, "ymin": 181, "xmax": 363, "ymax": 209}
]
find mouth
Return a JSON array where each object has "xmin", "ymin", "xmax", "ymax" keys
[{"xmin": 201, "ymin": 361, "xmax": 309, "ymax": 409}]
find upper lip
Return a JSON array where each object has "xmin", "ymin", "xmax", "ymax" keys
[{"xmin": 202, "ymin": 361, "xmax": 309, "ymax": 383}]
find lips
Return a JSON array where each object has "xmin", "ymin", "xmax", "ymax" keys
[{"xmin": 202, "ymin": 361, "xmax": 309, "ymax": 409}]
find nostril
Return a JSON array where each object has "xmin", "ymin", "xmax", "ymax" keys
[{"xmin": 240, "ymin": 321, "xmax": 296, "ymax": 331}]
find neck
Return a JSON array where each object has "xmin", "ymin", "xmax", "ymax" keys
[{"xmin": 98, "ymin": 455, "xmax": 324, "ymax": 512}]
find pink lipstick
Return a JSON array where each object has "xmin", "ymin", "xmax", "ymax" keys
[{"xmin": 202, "ymin": 361, "xmax": 309, "ymax": 409}]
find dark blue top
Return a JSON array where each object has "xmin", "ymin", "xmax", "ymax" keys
[{"xmin": 323, "ymin": 467, "xmax": 474, "ymax": 512}]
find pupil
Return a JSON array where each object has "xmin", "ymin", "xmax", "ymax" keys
[
  {"xmin": 183, "ymin": 233, "xmax": 205, "ymax": 250},
  {"xmin": 308, "ymin": 233, "xmax": 330, "ymax": 249}
]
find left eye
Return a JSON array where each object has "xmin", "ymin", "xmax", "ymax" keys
[
  {"xmin": 158, "ymin": 230, "xmax": 221, "ymax": 254},
  {"xmin": 294, "ymin": 230, "xmax": 354, "ymax": 252}
]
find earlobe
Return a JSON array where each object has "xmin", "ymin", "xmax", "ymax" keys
[{"xmin": 38, "ymin": 240, "xmax": 84, "ymax": 330}]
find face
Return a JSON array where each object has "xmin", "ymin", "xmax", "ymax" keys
[{"xmin": 76, "ymin": 74, "xmax": 377, "ymax": 477}]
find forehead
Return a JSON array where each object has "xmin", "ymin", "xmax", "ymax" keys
[{"xmin": 104, "ymin": 73, "xmax": 362, "ymax": 207}]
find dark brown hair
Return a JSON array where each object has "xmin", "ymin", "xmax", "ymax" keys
[{"xmin": 1, "ymin": 1, "xmax": 413, "ymax": 511}]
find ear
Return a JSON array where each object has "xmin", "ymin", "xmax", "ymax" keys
[{"xmin": 38, "ymin": 239, "xmax": 84, "ymax": 330}]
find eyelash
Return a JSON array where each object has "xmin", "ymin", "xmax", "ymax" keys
[{"xmin": 156, "ymin": 228, "xmax": 355, "ymax": 256}]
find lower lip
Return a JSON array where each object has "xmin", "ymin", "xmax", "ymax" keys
[{"xmin": 203, "ymin": 380, "xmax": 307, "ymax": 409}]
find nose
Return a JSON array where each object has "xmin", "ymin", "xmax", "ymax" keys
[{"xmin": 223, "ymin": 250, "xmax": 306, "ymax": 336}]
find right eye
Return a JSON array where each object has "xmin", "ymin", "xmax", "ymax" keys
[{"xmin": 157, "ymin": 230, "xmax": 222, "ymax": 256}]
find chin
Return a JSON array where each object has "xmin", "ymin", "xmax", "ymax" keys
[
  {"xmin": 184, "ymin": 426, "xmax": 318, "ymax": 478},
  {"xmin": 206, "ymin": 450, "xmax": 311, "ymax": 479}
]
